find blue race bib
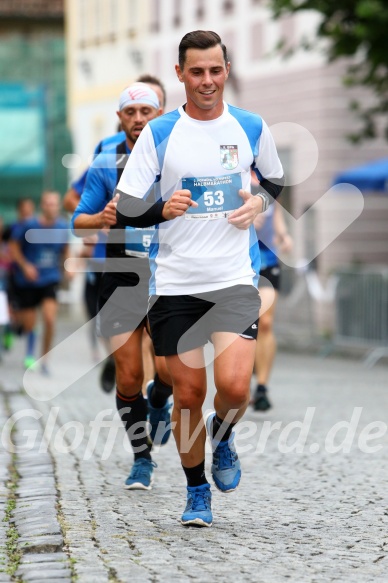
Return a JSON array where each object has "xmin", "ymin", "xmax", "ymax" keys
[
  {"xmin": 182, "ymin": 173, "xmax": 242, "ymax": 220},
  {"xmin": 124, "ymin": 226, "xmax": 155, "ymax": 257}
]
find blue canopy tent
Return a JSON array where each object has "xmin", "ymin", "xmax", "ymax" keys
[{"xmin": 333, "ymin": 158, "xmax": 388, "ymax": 192}]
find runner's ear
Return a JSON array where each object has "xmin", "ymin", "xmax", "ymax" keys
[{"xmin": 175, "ymin": 64, "xmax": 183, "ymax": 83}]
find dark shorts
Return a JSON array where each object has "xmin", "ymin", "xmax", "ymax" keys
[
  {"xmin": 259, "ymin": 265, "xmax": 280, "ymax": 291},
  {"xmin": 97, "ymin": 266, "xmax": 150, "ymax": 339},
  {"xmin": 12, "ymin": 283, "xmax": 58, "ymax": 310},
  {"xmin": 5, "ymin": 272, "xmax": 16, "ymax": 301},
  {"xmin": 84, "ymin": 270, "xmax": 103, "ymax": 320},
  {"xmin": 148, "ymin": 284, "xmax": 261, "ymax": 356}
]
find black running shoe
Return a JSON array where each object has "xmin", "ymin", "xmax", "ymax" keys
[
  {"xmin": 100, "ymin": 357, "xmax": 116, "ymax": 393},
  {"xmin": 253, "ymin": 385, "xmax": 272, "ymax": 411}
]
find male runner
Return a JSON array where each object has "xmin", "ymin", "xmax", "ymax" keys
[
  {"xmin": 2, "ymin": 197, "xmax": 36, "ymax": 355},
  {"xmin": 72, "ymin": 83, "xmax": 172, "ymax": 490},
  {"xmin": 252, "ymin": 198, "xmax": 293, "ymax": 411},
  {"xmin": 63, "ymin": 75, "xmax": 166, "ymax": 393},
  {"xmin": 116, "ymin": 31, "xmax": 284, "ymax": 525},
  {"xmin": 10, "ymin": 191, "xmax": 69, "ymax": 373}
]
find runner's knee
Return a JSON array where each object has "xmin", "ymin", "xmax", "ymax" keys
[
  {"xmin": 259, "ymin": 312, "xmax": 274, "ymax": 335},
  {"xmin": 217, "ymin": 383, "xmax": 250, "ymax": 409},
  {"xmin": 173, "ymin": 383, "xmax": 206, "ymax": 411}
]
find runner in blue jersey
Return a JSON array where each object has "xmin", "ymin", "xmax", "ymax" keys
[
  {"xmin": 2, "ymin": 197, "xmax": 36, "ymax": 353},
  {"xmin": 9, "ymin": 192, "xmax": 69, "ymax": 373},
  {"xmin": 78, "ymin": 230, "xmax": 107, "ymax": 363},
  {"xmin": 72, "ymin": 83, "xmax": 172, "ymax": 491},
  {"xmin": 116, "ymin": 31, "xmax": 284, "ymax": 527},
  {"xmin": 63, "ymin": 76, "xmax": 167, "ymax": 392},
  {"xmin": 252, "ymin": 197, "xmax": 293, "ymax": 411}
]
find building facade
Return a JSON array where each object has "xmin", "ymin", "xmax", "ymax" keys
[
  {"xmin": 65, "ymin": 0, "xmax": 388, "ymax": 338},
  {"xmin": 0, "ymin": 0, "xmax": 71, "ymax": 221}
]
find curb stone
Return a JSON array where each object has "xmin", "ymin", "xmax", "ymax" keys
[{"xmin": 0, "ymin": 386, "xmax": 73, "ymax": 580}]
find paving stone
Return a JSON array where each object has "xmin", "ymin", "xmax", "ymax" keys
[
  {"xmin": 18, "ymin": 477, "xmax": 55, "ymax": 487},
  {"xmin": 17, "ymin": 487, "xmax": 57, "ymax": 499},
  {"xmin": 13, "ymin": 516, "xmax": 58, "ymax": 528},
  {"xmin": 19, "ymin": 534, "xmax": 64, "ymax": 554},
  {"xmin": 16, "ymin": 455, "xmax": 53, "ymax": 467},
  {"xmin": 16, "ymin": 568, "xmax": 72, "ymax": 580},
  {"xmin": 16, "ymin": 465, "xmax": 54, "ymax": 478},
  {"xmin": 15, "ymin": 496, "xmax": 57, "ymax": 505},
  {"xmin": 17, "ymin": 561, "xmax": 70, "ymax": 573},
  {"xmin": 21, "ymin": 576, "xmax": 72, "ymax": 583},
  {"xmin": 14, "ymin": 500, "xmax": 55, "ymax": 513},
  {"xmin": 19, "ymin": 552, "xmax": 68, "ymax": 563},
  {"xmin": 17, "ymin": 522, "xmax": 61, "ymax": 537}
]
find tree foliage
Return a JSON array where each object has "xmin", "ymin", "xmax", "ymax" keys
[{"xmin": 269, "ymin": 0, "xmax": 388, "ymax": 142}]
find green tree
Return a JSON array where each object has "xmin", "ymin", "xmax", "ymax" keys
[{"xmin": 269, "ymin": 0, "xmax": 388, "ymax": 142}]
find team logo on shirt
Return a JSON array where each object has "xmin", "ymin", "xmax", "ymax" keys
[{"xmin": 220, "ymin": 145, "xmax": 238, "ymax": 170}]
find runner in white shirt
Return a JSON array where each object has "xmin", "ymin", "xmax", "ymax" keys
[{"xmin": 116, "ymin": 30, "xmax": 284, "ymax": 527}]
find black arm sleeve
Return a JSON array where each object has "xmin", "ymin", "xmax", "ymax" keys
[
  {"xmin": 115, "ymin": 188, "xmax": 168, "ymax": 228},
  {"xmin": 258, "ymin": 175, "xmax": 285, "ymax": 202}
]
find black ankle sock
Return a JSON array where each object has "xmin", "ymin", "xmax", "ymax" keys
[
  {"xmin": 212, "ymin": 414, "xmax": 236, "ymax": 443},
  {"xmin": 256, "ymin": 384, "xmax": 267, "ymax": 394},
  {"xmin": 116, "ymin": 388, "xmax": 151, "ymax": 461},
  {"xmin": 182, "ymin": 461, "xmax": 208, "ymax": 487},
  {"xmin": 149, "ymin": 373, "xmax": 173, "ymax": 408}
]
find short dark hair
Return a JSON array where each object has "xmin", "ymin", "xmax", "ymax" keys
[
  {"xmin": 16, "ymin": 197, "xmax": 34, "ymax": 210},
  {"xmin": 136, "ymin": 74, "xmax": 166, "ymax": 108},
  {"xmin": 178, "ymin": 30, "xmax": 228, "ymax": 70}
]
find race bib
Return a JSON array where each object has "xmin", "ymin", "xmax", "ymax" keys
[
  {"xmin": 37, "ymin": 249, "xmax": 56, "ymax": 268},
  {"xmin": 182, "ymin": 173, "xmax": 242, "ymax": 220},
  {"xmin": 125, "ymin": 226, "xmax": 155, "ymax": 258}
]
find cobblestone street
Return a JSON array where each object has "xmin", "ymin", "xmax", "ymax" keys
[{"xmin": 1, "ymin": 318, "xmax": 387, "ymax": 582}]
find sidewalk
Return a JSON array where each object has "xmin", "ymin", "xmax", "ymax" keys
[{"xmin": 0, "ymin": 318, "xmax": 387, "ymax": 583}]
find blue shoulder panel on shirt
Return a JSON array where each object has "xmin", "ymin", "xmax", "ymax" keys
[
  {"xmin": 71, "ymin": 132, "xmax": 126, "ymax": 194},
  {"xmin": 94, "ymin": 131, "xmax": 126, "ymax": 155},
  {"xmin": 228, "ymin": 105, "xmax": 263, "ymax": 159},
  {"xmin": 148, "ymin": 109, "xmax": 181, "ymax": 170},
  {"xmin": 88, "ymin": 151, "xmax": 117, "ymax": 197}
]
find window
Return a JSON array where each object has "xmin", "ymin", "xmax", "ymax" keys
[
  {"xmin": 94, "ymin": 0, "xmax": 103, "ymax": 43},
  {"xmin": 196, "ymin": 0, "xmax": 205, "ymax": 20},
  {"xmin": 150, "ymin": 0, "xmax": 160, "ymax": 32},
  {"xmin": 108, "ymin": 0, "xmax": 118, "ymax": 40},
  {"xmin": 173, "ymin": 0, "xmax": 182, "ymax": 27},
  {"xmin": 223, "ymin": 0, "xmax": 234, "ymax": 14},
  {"xmin": 78, "ymin": 0, "xmax": 87, "ymax": 46},
  {"xmin": 128, "ymin": 0, "xmax": 138, "ymax": 37}
]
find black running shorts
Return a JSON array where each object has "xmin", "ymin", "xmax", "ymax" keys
[
  {"xmin": 148, "ymin": 284, "xmax": 261, "ymax": 356},
  {"xmin": 97, "ymin": 260, "xmax": 150, "ymax": 338},
  {"xmin": 12, "ymin": 282, "xmax": 58, "ymax": 309},
  {"xmin": 259, "ymin": 265, "xmax": 280, "ymax": 291}
]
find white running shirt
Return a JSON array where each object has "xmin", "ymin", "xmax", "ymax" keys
[{"xmin": 117, "ymin": 102, "xmax": 283, "ymax": 295}]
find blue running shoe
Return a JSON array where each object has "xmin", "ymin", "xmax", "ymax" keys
[
  {"xmin": 206, "ymin": 412, "xmax": 241, "ymax": 493},
  {"xmin": 147, "ymin": 380, "xmax": 172, "ymax": 446},
  {"xmin": 125, "ymin": 458, "xmax": 157, "ymax": 490},
  {"xmin": 181, "ymin": 484, "xmax": 212, "ymax": 527}
]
